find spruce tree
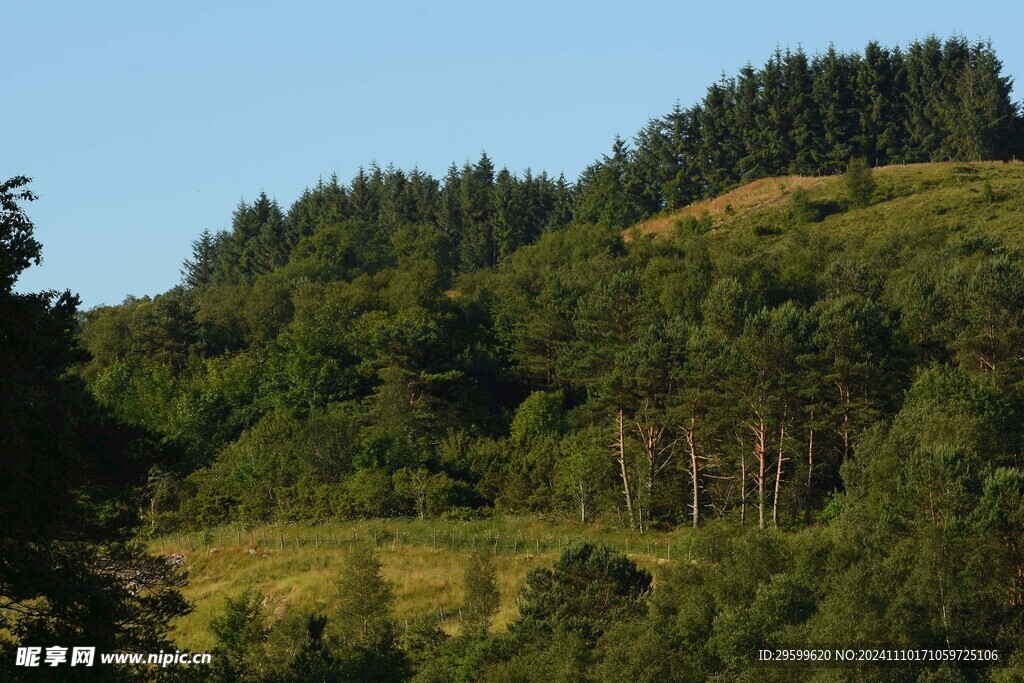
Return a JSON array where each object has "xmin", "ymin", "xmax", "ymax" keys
[
  {"xmin": 904, "ymin": 36, "xmax": 945, "ymax": 161},
  {"xmin": 458, "ymin": 152, "xmax": 496, "ymax": 270},
  {"xmin": 812, "ymin": 45, "xmax": 857, "ymax": 171},
  {"xmin": 181, "ymin": 228, "xmax": 218, "ymax": 288}
]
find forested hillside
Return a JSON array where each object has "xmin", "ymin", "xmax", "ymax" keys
[
  {"xmin": 81, "ymin": 160, "xmax": 1024, "ymax": 533},
  {"xmin": 70, "ymin": 36, "xmax": 1024, "ymax": 680}
]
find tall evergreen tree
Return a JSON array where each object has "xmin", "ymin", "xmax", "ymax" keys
[
  {"xmin": 903, "ymin": 36, "xmax": 946, "ymax": 162},
  {"xmin": 785, "ymin": 47, "xmax": 820, "ymax": 174},
  {"xmin": 493, "ymin": 166, "xmax": 527, "ymax": 260},
  {"xmin": 812, "ymin": 45, "xmax": 857, "ymax": 171},
  {"xmin": 436, "ymin": 162, "xmax": 464, "ymax": 255},
  {"xmin": 459, "ymin": 152, "xmax": 496, "ymax": 270},
  {"xmin": 854, "ymin": 41, "xmax": 904, "ymax": 165},
  {"xmin": 182, "ymin": 228, "xmax": 219, "ymax": 288}
]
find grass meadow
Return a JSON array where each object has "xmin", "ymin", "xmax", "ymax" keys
[{"xmin": 153, "ymin": 517, "xmax": 696, "ymax": 651}]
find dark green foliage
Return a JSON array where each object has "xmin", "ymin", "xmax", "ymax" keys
[
  {"xmin": 182, "ymin": 229, "xmax": 220, "ymax": 288},
  {"xmin": 401, "ymin": 614, "xmax": 448, "ymax": 673},
  {"xmin": 510, "ymin": 542, "xmax": 651, "ymax": 647},
  {"xmin": 209, "ymin": 590, "xmax": 270, "ymax": 681},
  {"xmin": 574, "ymin": 136, "xmax": 646, "ymax": 228},
  {"xmin": 281, "ymin": 615, "xmax": 340, "ymax": 683},
  {"xmin": 79, "ymin": 34, "xmax": 1023, "ymax": 537},
  {"xmin": 484, "ymin": 634, "xmax": 593, "ymax": 683},
  {"xmin": 0, "ymin": 177, "xmax": 190, "ymax": 681}
]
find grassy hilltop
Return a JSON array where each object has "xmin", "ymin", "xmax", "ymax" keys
[{"xmin": 635, "ymin": 161, "xmax": 1024, "ymax": 247}]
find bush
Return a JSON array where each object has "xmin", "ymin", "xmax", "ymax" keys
[
  {"xmin": 673, "ymin": 213, "xmax": 712, "ymax": 238},
  {"xmin": 845, "ymin": 157, "xmax": 875, "ymax": 208},
  {"xmin": 787, "ymin": 187, "xmax": 818, "ymax": 223}
]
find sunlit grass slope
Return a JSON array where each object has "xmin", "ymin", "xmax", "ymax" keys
[
  {"xmin": 634, "ymin": 161, "xmax": 1024, "ymax": 252},
  {"xmin": 155, "ymin": 517, "xmax": 691, "ymax": 651}
]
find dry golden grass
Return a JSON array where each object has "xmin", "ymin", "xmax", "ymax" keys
[
  {"xmin": 633, "ymin": 174, "xmax": 826, "ymax": 237},
  {"xmin": 156, "ymin": 520, "xmax": 682, "ymax": 651},
  {"xmin": 166, "ymin": 544, "xmax": 539, "ymax": 649}
]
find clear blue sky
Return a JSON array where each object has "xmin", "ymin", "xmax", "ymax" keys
[{"xmin": 7, "ymin": 1, "xmax": 1023, "ymax": 308}]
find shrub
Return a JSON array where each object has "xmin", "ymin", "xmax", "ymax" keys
[{"xmin": 845, "ymin": 157, "xmax": 875, "ymax": 208}]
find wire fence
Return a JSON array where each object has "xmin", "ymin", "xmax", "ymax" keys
[{"xmin": 154, "ymin": 525, "xmax": 688, "ymax": 563}]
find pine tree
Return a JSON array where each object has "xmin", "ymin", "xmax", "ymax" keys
[
  {"xmin": 752, "ymin": 48, "xmax": 791, "ymax": 176},
  {"xmin": 348, "ymin": 166, "xmax": 379, "ymax": 223},
  {"xmin": 546, "ymin": 173, "xmax": 575, "ymax": 231},
  {"xmin": 406, "ymin": 166, "xmax": 439, "ymax": 225},
  {"xmin": 230, "ymin": 192, "xmax": 288, "ymax": 278},
  {"xmin": 573, "ymin": 136, "xmax": 642, "ymax": 228},
  {"xmin": 854, "ymin": 41, "xmax": 904, "ymax": 166},
  {"xmin": 285, "ymin": 174, "xmax": 350, "ymax": 248},
  {"xmin": 437, "ymin": 162, "xmax": 464, "ymax": 251},
  {"xmin": 697, "ymin": 79, "xmax": 739, "ymax": 194},
  {"xmin": 377, "ymin": 164, "xmax": 412, "ymax": 237},
  {"xmin": 660, "ymin": 102, "xmax": 700, "ymax": 209},
  {"xmin": 942, "ymin": 40, "xmax": 1018, "ymax": 161},
  {"xmin": 630, "ymin": 117, "xmax": 669, "ymax": 215},
  {"xmin": 734, "ymin": 63, "xmax": 767, "ymax": 179}
]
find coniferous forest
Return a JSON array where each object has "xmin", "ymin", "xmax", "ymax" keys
[{"xmin": 5, "ymin": 36, "xmax": 1024, "ymax": 681}]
